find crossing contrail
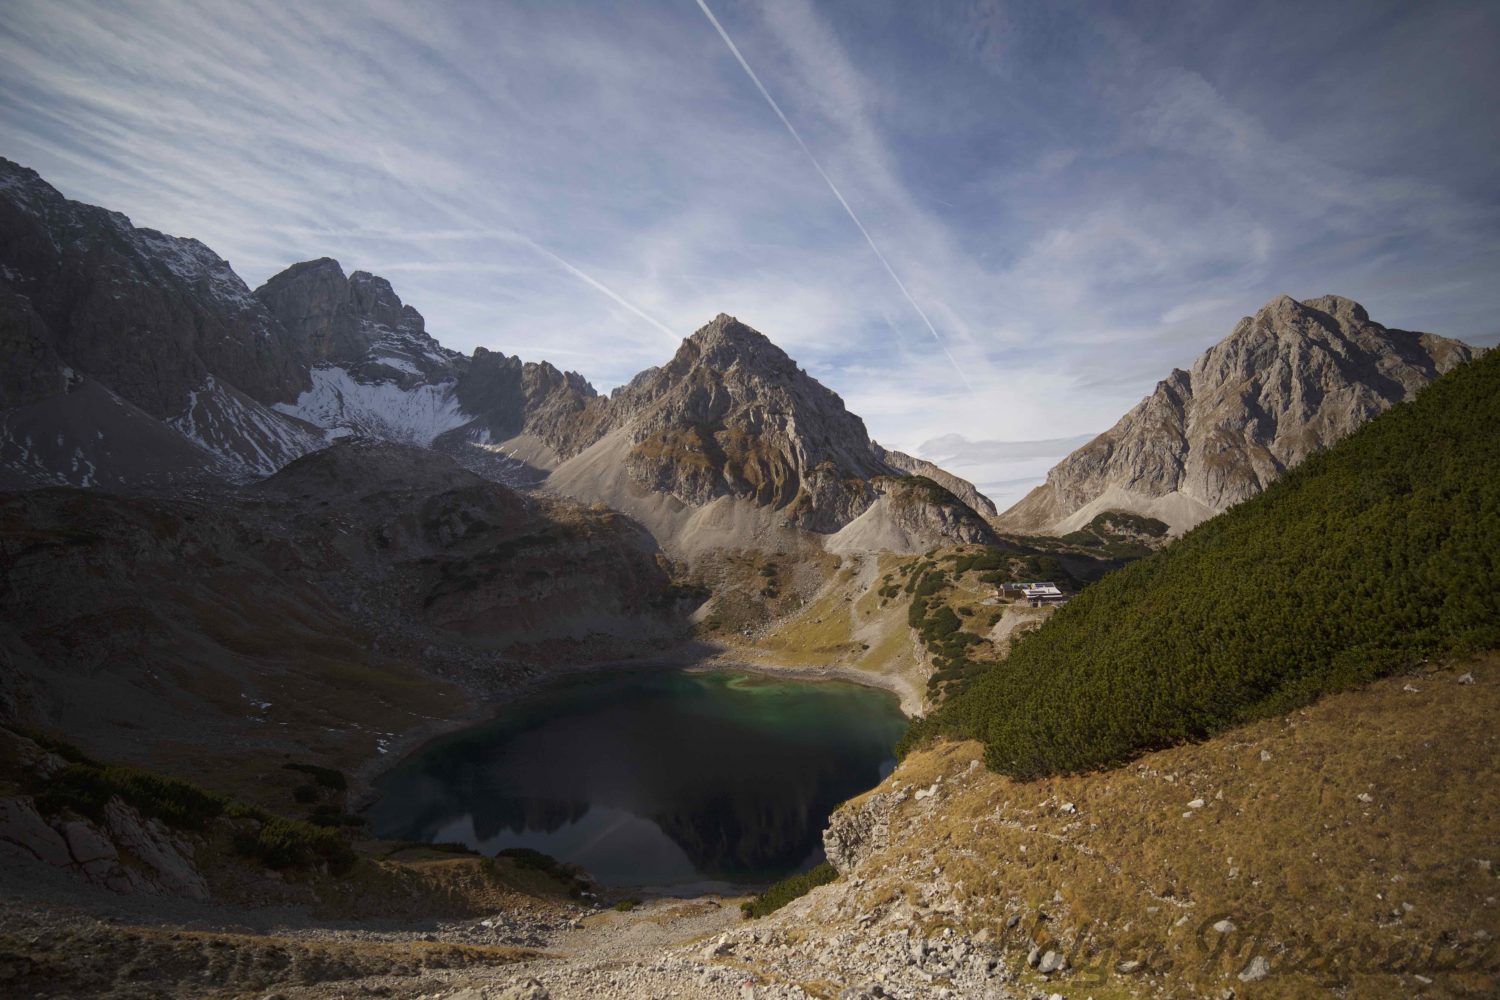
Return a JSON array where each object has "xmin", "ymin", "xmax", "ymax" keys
[
  {"xmin": 507, "ymin": 232, "xmax": 680, "ymax": 344},
  {"xmin": 692, "ymin": 0, "xmax": 972, "ymax": 389}
]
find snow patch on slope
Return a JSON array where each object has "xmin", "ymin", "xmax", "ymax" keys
[
  {"xmin": 170, "ymin": 376, "xmax": 323, "ymax": 478},
  {"xmin": 130, "ymin": 229, "xmax": 263, "ymax": 317},
  {"xmin": 274, "ymin": 365, "xmax": 471, "ymax": 446}
]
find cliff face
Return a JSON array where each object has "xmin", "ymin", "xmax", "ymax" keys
[
  {"xmin": 542, "ymin": 315, "xmax": 996, "ymax": 552},
  {"xmin": 0, "ymin": 158, "xmax": 321, "ymax": 485},
  {"xmin": 256, "ymin": 258, "xmax": 461, "ymax": 386},
  {"xmin": 0, "ymin": 160, "xmax": 996, "ymax": 556},
  {"xmin": 996, "ymin": 294, "xmax": 1476, "ymax": 535},
  {"xmin": 608, "ymin": 315, "xmax": 895, "ymax": 529}
]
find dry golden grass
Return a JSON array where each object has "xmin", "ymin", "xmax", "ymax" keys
[
  {"xmin": 307, "ymin": 850, "xmax": 578, "ymax": 920},
  {"xmin": 844, "ymin": 656, "xmax": 1500, "ymax": 999}
]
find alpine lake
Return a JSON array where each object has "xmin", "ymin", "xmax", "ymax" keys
[{"xmin": 367, "ymin": 668, "xmax": 906, "ymax": 892}]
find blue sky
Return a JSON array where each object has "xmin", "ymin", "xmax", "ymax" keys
[{"xmin": 3, "ymin": 0, "xmax": 1497, "ymax": 508}]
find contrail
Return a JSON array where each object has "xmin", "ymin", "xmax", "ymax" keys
[
  {"xmin": 506, "ymin": 232, "xmax": 681, "ymax": 344},
  {"xmin": 333, "ymin": 176, "xmax": 683, "ymax": 345},
  {"xmin": 692, "ymin": 0, "xmax": 972, "ymax": 389}
]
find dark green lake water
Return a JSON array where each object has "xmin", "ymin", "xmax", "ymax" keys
[{"xmin": 367, "ymin": 669, "xmax": 906, "ymax": 890}]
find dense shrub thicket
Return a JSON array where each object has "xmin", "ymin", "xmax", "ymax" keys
[
  {"xmin": 740, "ymin": 861, "xmax": 838, "ymax": 918},
  {"xmin": 1059, "ymin": 511, "xmax": 1170, "ymax": 558},
  {"xmin": 904, "ymin": 351, "xmax": 1500, "ymax": 778}
]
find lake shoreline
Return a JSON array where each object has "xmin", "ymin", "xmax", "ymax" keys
[
  {"xmin": 357, "ymin": 649, "xmax": 908, "ymax": 891},
  {"xmin": 352, "ymin": 643, "xmax": 916, "ymax": 816}
]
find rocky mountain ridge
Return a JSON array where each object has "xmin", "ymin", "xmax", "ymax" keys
[
  {"xmin": 537, "ymin": 314, "xmax": 1004, "ymax": 555},
  {"xmin": 1, "ymin": 160, "xmax": 993, "ymax": 555},
  {"xmin": 995, "ymin": 293, "xmax": 1476, "ymax": 534},
  {"xmin": 0, "ymin": 158, "xmax": 321, "ymax": 486}
]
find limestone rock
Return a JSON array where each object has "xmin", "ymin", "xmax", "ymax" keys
[
  {"xmin": 824, "ymin": 789, "xmax": 904, "ymax": 872},
  {"xmin": 495, "ymin": 979, "xmax": 550, "ymax": 1000},
  {"xmin": 0, "ymin": 157, "xmax": 318, "ymax": 486},
  {"xmin": 0, "ymin": 797, "xmax": 71, "ymax": 867},
  {"xmin": 602, "ymin": 314, "xmax": 895, "ymax": 527},
  {"xmin": 827, "ymin": 475, "xmax": 998, "ymax": 554},
  {"xmin": 104, "ymin": 799, "xmax": 209, "ymax": 900},
  {"xmin": 995, "ymin": 295, "xmax": 1476, "ymax": 535},
  {"xmin": 1238, "ymin": 955, "xmax": 1271, "ymax": 982},
  {"xmin": 60, "ymin": 819, "xmax": 117, "ymax": 866},
  {"xmin": 873, "ymin": 445, "xmax": 997, "ymax": 518},
  {"xmin": 546, "ymin": 314, "xmax": 993, "ymax": 550}
]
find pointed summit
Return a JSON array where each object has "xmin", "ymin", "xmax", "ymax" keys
[
  {"xmin": 995, "ymin": 294, "xmax": 1476, "ymax": 536},
  {"xmin": 548, "ymin": 311, "xmax": 980, "ymax": 544},
  {"xmin": 671, "ymin": 314, "xmax": 796, "ymax": 379}
]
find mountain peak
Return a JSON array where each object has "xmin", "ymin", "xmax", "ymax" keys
[
  {"xmin": 268, "ymin": 257, "xmax": 346, "ymax": 283},
  {"xmin": 255, "ymin": 258, "xmax": 443, "ymax": 378},
  {"xmin": 0, "ymin": 157, "xmax": 63, "ymax": 213},
  {"xmin": 688, "ymin": 313, "xmax": 769, "ymax": 347},
  {"xmin": 997, "ymin": 293, "xmax": 1474, "ymax": 536},
  {"xmin": 1252, "ymin": 293, "xmax": 1370, "ymax": 331},
  {"xmin": 677, "ymin": 314, "xmax": 795, "ymax": 377},
  {"xmin": 1301, "ymin": 294, "xmax": 1369, "ymax": 324}
]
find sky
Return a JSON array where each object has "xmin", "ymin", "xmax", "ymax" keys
[{"xmin": 3, "ymin": 0, "xmax": 1498, "ymax": 509}]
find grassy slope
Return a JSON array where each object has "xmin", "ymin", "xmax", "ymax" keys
[
  {"xmin": 914, "ymin": 351, "xmax": 1500, "ymax": 777},
  {"xmin": 815, "ymin": 657, "xmax": 1499, "ymax": 999}
]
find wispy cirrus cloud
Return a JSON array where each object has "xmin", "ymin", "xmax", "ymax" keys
[{"xmin": 2, "ymin": 0, "xmax": 1497, "ymax": 510}]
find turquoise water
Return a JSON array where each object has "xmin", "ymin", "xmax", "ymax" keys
[{"xmin": 367, "ymin": 669, "xmax": 906, "ymax": 889}]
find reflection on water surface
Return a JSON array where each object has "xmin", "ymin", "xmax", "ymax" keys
[{"xmin": 367, "ymin": 669, "xmax": 905, "ymax": 887}]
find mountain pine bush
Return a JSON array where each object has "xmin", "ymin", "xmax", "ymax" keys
[{"xmin": 904, "ymin": 350, "xmax": 1500, "ymax": 777}]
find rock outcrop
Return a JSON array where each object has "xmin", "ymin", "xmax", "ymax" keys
[
  {"xmin": 874, "ymin": 445, "xmax": 998, "ymax": 519},
  {"xmin": 995, "ymin": 294, "xmax": 1476, "ymax": 535},
  {"xmin": 827, "ymin": 476, "xmax": 999, "ymax": 555},
  {"xmin": 545, "ymin": 315, "xmax": 996, "ymax": 553},
  {"xmin": 1, "ymin": 160, "xmax": 996, "ymax": 557},
  {"xmin": 0, "ymin": 157, "xmax": 321, "ymax": 485}
]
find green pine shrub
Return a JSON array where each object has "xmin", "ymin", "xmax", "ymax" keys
[{"xmin": 908, "ymin": 352, "xmax": 1500, "ymax": 778}]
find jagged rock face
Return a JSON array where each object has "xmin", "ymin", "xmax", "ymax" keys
[
  {"xmin": 0, "ymin": 158, "xmax": 307, "ymax": 414},
  {"xmin": 0, "ymin": 158, "xmax": 320, "ymax": 484},
  {"xmin": 0, "ymin": 285, "xmax": 68, "ymax": 410},
  {"xmin": 542, "ymin": 314, "xmax": 999, "ymax": 550},
  {"xmin": 255, "ymin": 259, "xmax": 461, "ymax": 387},
  {"xmin": 0, "ymin": 160, "xmax": 997, "ymax": 553},
  {"xmin": 823, "ymin": 787, "xmax": 906, "ymax": 873},
  {"xmin": 997, "ymin": 294, "xmax": 1476, "ymax": 535},
  {"xmin": 601, "ymin": 314, "xmax": 897, "ymax": 530},
  {"xmin": 875, "ymin": 446, "xmax": 999, "ymax": 519},
  {"xmin": 258, "ymin": 259, "xmax": 601, "ymax": 471},
  {"xmin": 256, "ymin": 259, "xmax": 471, "ymax": 447},
  {"xmin": 449, "ymin": 346, "xmax": 599, "ymax": 455},
  {"xmin": 1047, "ymin": 368, "xmax": 1193, "ymax": 514}
]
